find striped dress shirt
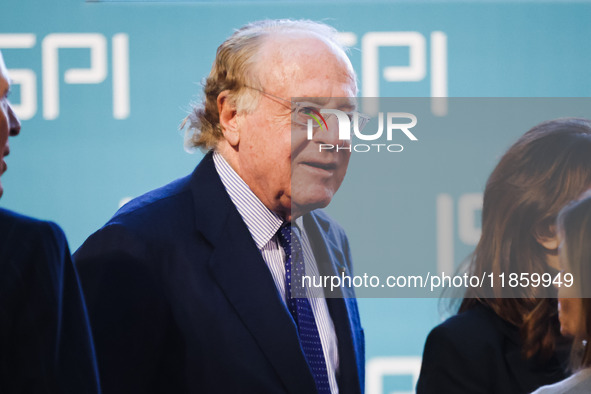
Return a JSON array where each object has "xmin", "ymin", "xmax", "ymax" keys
[{"xmin": 213, "ymin": 151, "xmax": 340, "ymax": 393}]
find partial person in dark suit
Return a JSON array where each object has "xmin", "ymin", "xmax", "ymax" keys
[
  {"xmin": 74, "ymin": 19, "xmax": 364, "ymax": 394},
  {"xmin": 417, "ymin": 118, "xmax": 591, "ymax": 394},
  {"xmin": 0, "ymin": 50, "xmax": 100, "ymax": 394}
]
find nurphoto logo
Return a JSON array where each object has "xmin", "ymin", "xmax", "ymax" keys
[{"xmin": 302, "ymin": 107, "xmax": 419, "ymax": 153}]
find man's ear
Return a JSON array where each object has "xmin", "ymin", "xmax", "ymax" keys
[{"xmin": 217, "ymin": 90, "xmax": 240, "ymax": 147}]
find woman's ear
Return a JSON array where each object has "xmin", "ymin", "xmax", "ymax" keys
[
  {"xmin": 534, "ymin": 225, "xmax": 561, "ymax": 269},
  {"xmin": 536, "ymin": 235, "xmax": 560, "ymax": 251},
  {"xmin": 217, "ymin": 90, "xmax": 240, "ymax": 147},
  {"xmin": 535, "ymin": 224, "xmax": 560, "ymax": 250}
]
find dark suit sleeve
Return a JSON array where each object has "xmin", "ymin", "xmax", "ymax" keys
[
  {"xmin": 0, "ymin": 216, "xmax": 100, "ymax": 394},
  {"xmin": 74, "ymin": 224, "xmax": 174, "ymax": 394},
  {"xmin": 416, "ymin": 323, "xmax": 490, "ymax": 394}
]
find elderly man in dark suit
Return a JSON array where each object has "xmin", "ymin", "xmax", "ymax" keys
[
  {"xmin": 0, "ymin": 50, "xmax": 100, "ymax": 394},
  {"xmin": 74, "ymin": 19, "xmax": 364, "ymax": 394}
]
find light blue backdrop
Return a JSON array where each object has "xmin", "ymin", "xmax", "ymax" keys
[{"xmin": 2, "ymin": 1, "xmax": 591, "ymax": 392}]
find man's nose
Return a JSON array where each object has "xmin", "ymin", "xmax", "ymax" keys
[
  {"xmin": 8, "ymin": 103, "xmax": 21, "ymax": 136},
  {"xmin": 314, "ymin": 113, "xmax": 343, "ymax": 146}
]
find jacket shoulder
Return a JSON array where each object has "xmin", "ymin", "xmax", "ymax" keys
[
  {"xmin": 431, "ymin": 304, "xmax": 505, "ymax": 347},
  {"xmin": 416, "ymin": 305, "xmax": 509, "ymax": 393},
  {"xmin": 0, "ymin": 208, "xmax": 67, "ymax": 248},
  {"xmin": 73, "ymin": 173, "xmax": 197, "ymax": 265},
  {"xmin": 0, "ymin": 208, "xmax": 69, "ymax": 307},
  {"xmin": 110, "ymin": 174, "xmax": 193, "ymax": 225}
]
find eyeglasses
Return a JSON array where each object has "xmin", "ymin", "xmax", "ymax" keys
[{"xmin": 242, "ymin": 85, "xmax": 371, "ymax": 131}]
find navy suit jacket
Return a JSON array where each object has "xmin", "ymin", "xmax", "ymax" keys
[
  {"xmin": 416, "ymin": 303, "xmax": 569, "ymax": 394},
  {"xmin": 74, "ymin": 153, "xmax": 365, "ymax": 394},
  {"xmin": 0, "ymin": 208, "xmax": 100, "ymax": 394}
]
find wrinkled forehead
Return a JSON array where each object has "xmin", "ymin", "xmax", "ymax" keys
[{"xmin": 257, "ymin": 33, "xmax": 357, "ymax": 91}]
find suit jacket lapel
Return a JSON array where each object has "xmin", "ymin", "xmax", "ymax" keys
[
  {"xmin": 305, "ymin": 212, "xmax": 364, "ymax": 394},
  {"xmin": 189, "ymin": 153, "xmax": 318, "ymax": 393}
]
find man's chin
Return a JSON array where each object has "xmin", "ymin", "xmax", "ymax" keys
[{"xmin": 291, "ymin": 195, "xmax": 333, "ymax": 219}]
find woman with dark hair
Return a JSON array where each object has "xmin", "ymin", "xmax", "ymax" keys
[
  {"xmin": 417, "ymin": 118, "xmax": 591, "ymax": 394},
  {"xmin": 533, "ymin": 193, "xmax": 591, "ymax": 393}
]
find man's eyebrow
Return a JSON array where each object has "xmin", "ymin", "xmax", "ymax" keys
[
  {"xmin": 336, "ymin": 98, "xmax": 357, "ymax": 110},
  {"xmin": 292, "ymin": 97, "xmax": 331, "ymax": 106},
  {"xmin": 295, "ymin": 97, "xmax": 358, "ymax": 108}
]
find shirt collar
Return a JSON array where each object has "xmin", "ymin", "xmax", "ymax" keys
[{"xmin": 213, "ymin": 151, "xmax": 284, "ymax": 249}]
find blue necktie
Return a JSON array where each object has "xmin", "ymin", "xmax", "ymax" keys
[{"xmin": 277, "ymin": 223, "xmax": 331, "ymax": 394}]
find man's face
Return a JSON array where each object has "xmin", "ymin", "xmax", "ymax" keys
[
  {"xmin": 0, "ymin": 52, "xmax": 21, "ymax": 198},
  {"xmin": 235, "ymin": 35, "xmax": 356, "ymax": 221}
]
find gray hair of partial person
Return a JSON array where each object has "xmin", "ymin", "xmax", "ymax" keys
[{"xmin": 180, "ymin": 19, "xmax": 355, "ymax": 151}]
